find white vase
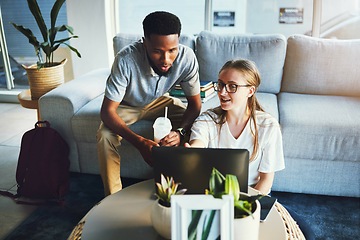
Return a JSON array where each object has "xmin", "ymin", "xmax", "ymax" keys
[
  {"xmin": 150, "ymin": 200, "xmax": 172, "ymax": 239},
  {"xmin": 234, "ymin": 199, "xmax": 261, "ymax": 240}
]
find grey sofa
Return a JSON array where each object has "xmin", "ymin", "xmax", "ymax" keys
[{"xmin": 39, "ymin": 31, "xmax": 360, "ymax": 197}]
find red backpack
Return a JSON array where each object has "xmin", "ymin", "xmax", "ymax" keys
[{"xmin": 1, "ymin": 121, "xmax": 70, "ymax": 204}]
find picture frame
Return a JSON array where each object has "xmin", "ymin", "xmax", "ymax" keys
[{"xmin": 171, "ymin": 194, "xmax": 234, "ymax": 240}]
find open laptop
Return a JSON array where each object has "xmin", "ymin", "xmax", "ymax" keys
[{"xmin": 152, "ymin": 146, "xmax": 249, "ymax": 194}]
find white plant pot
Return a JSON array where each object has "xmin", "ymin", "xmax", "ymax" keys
[
  {"xmin": 234, "ymin": 199, "xmax": 261, "ymax": 240},
  {"xmin": 150, "ymin": 200, "xmax": 172, "ymax": 239}
]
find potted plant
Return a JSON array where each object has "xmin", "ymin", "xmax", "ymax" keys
[
  {"xmin": 11, "ymin": 0, "xmax": 81, "ymax": 99},
  {"xmin": 207, "ymin": 168, "xmax": 262, "ymax": 240},
  {"xmin": 151, "ymin": 174, "xmax": 187, "ymax": 239}
]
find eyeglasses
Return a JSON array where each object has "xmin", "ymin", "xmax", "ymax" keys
[{"xmin": 213, "ymin": 82, "xmax": 250, "ymax": 93}]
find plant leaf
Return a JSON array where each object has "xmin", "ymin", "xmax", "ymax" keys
[
  {"xmin": 175, "ymin": 188, "xmax": 187, "ymax": 195},
  {"xmin": 202, "ymin": 210, "xmax": 217, "ymax": 240},
  {"xmin": 208, "ymin": 168, "xmax": 225, "ymax": 196},
  {"xmin": 234, "ymin": 200, "xmax": 253, "ymax": 218},
  {"xmin": 56, "ymin": 24, "xmax": 74, "ymax": 34},
  {"xmin": 11, "ymin": 23, "xmax": 40, "ymax": 49},
  {"xmin": 188, "ymin": 210, "xmax": 203, "ymax": 240},
  {"xmin": 225, "ymin": 174, "xmax": 240, "ymax": 201},
  {"xmin": 27, "ymin": 0, "xmax": 48, "ymax": 42},
  {"xmin": 66, "ymin": 43, "xmax": 81, "ymax": 61},
  {"xmin": 50, "ymin": 0, "xmax": 66, "ymax": 29},
  {"xmin": 40, "ymin": 42, "xmax": 51, "ymax": 62}
]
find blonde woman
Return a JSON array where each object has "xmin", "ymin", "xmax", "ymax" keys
[{"xmin": 185, "ymin": 59, "xmax": 285, "ymax": 194}]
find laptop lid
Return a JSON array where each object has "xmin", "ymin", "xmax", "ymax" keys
[{"xmin": 152, "ymin": 146, "xmax": 249, "ymax": 194}]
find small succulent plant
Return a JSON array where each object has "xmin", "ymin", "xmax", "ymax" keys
[
  {"xmin": 206, "ymin": 168, "xmax": 262, "ymax": 218},
  {"xmin": 155, "ymin": 174, "xmax": 187, "ymax": 207}
]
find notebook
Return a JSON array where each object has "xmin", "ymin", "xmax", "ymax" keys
[{"xmin": 152, "ymin": 146, "xmax": 249, "ymax": 194}]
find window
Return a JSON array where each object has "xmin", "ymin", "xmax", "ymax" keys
[{"xmin": 0, "ymin": 0, "xmax": 68, "ymax": 90}]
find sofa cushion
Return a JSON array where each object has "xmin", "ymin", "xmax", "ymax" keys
[
  {"xmin": 278, "ymin": 92, "xmax": 360, "ymax": 162},
  {"xmin": 195, "ymin": 31, "xmax": 286, "ymax": 94},
  {"xmin": 256, "ymin": 93, "xmax": 279, "ymax": 121},
  {"xmin": 113, "ymin": 33, "xmax": 196, "ymax": 56},
  {"xmin": 282, "ymin": 34, "xmax": 360, "ymax": 97},
  {"xmin": 72, "ymin": 95, "xmax": 103, "ymax": 143}
]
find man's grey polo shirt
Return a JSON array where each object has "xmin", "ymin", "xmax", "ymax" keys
[{"xmin": 105, "ymin": 40, "xmax": 200, "ymax": 107}]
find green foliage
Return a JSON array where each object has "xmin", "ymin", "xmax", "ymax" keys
[
  {"xmin": 188, "ymin": 210, "xmax": 203, "ymax": 239},
  {"xmin": 155, "ymin": 174, "xmax": 187, "ymax": 207},
  {"xmin": 207, "ymin": 168, "xmax": 262, "ymax": 218},
  {"xmin": 188, "ymin": 210, "xmax": 220, "ymax": 240},
  {"xmin": 11, "ymin": 0, "xmax": 81, "ymax": 68}
]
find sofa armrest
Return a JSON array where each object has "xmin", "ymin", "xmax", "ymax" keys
[{"xmin": 38, "ymin": 68, "xmax": 110, "ymax": 171}]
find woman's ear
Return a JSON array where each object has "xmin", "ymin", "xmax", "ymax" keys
[{"xmin": 248, "ymin": 86, "xmax": 256, "ymax": 97}]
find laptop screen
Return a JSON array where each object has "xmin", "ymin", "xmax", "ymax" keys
[{"xmin": 152, "ymin": 146, "xmax": 249, "ymax": 194}]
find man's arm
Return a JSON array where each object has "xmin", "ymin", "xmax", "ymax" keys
[
  {"xmin": 161, "ymin": 94, "xmax": 202, "ymax": 146},
  {"xmin": 181, "ymin": 94, "xmax": 202, "ymax": 132},
  {"xmin": 100, "ymin": 96, "xmax": 158, "ymax": 166}
]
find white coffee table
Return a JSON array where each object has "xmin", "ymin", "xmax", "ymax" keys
[{"xmin": 70, "ymin": 180, "xmax": 299, "ymax": 240}]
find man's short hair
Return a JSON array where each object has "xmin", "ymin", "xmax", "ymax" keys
[{"xmin": 143, "ymin": 11, "xmax": 181, "ymax": 39}]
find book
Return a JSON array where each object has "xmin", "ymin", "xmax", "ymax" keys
[
  {"xmin": 200, "ymin": 81, "xmax": 213, "ymax": 91},
  {"xmin": 173, "ymin": 81, "xmax": 213, "ymax": 91},
  {"xmin": 175, "ymin": 91, "xmax": 217, "ymax": 104},
  {"xmin": 169, "ymin": 87, "xmax": 215, "ymax": 98},
  {"xmin": 200, "ymin": 91, "xmax": 217, "ymax": 103}
]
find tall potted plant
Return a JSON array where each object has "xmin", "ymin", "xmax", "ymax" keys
[{"xmin": 11, "ymin": 0, "xmax": 81, "ymax": 99}]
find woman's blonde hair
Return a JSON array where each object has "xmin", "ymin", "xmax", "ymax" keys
[{"xmin": 209, "ymin": 59, "xmax": 264, "ymax": 161}]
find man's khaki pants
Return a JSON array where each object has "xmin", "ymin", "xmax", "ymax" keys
[{"xmin": 96, "ymin": 96, "xmax": 186, "ymax": 196}]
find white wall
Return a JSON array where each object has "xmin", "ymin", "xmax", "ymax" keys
[
  {"xmin": 246, "ymin": 0, "xmax": 313, "ymax": 37},
  {"xmin": 66, "ymin": 0, "xmax": 114, "ymax": 78},
  {"xmin": 118, "ymin": 0, "xmax": 205, "ymax": 34},
  {"xmin": 212, "ymin": 0, "xmax": 247, "ymax": 34}
]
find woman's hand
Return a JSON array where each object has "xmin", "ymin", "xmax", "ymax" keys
[{"xmin": 184, "ymin": 139, "xmax": 206, "ymax": 148}]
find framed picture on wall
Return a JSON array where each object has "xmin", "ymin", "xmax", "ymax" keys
[{"xmin": 171, "ymin": 194, "xmax": 234, "ymax": 240}]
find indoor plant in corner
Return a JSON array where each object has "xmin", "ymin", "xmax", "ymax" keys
[
  {"xmin": 11, "ymin": 0, "xmax": 81, "ymax": 100},
  {"xmin": 151, "ymin": 174, "xmax": 187, "ymax": 239},
  {"xmin": 207, "ymin": 168, "xmax": 262, "ymax": 240}
]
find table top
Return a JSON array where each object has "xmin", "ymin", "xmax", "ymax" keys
[
  {"xmin": 18, "ymin": 89, "xmax": 38, "ymax": 109},
  {"xmin": 78, "ymin": 180, "xmax": 288, "ymax": 240}
]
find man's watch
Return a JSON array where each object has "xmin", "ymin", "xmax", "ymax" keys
[{"xmin": 176, "ymin": 128, "xmax": 186, "ymax": 137}]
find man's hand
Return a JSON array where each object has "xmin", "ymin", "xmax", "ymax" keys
[
  {"xmin": 159, "ymin": 130, "xmax": 181, "ymax": 146},
  {"xmin": 136, "ymin": 137, "xmax": 159, "ymax": 167}
]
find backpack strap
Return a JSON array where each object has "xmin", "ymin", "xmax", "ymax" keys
[
  {"xmin": 0, "ymin": 190, "xmax": 65, "ymax": 205},
  {"xmin": 35, "ymin": 120, "xmax": 50, "ymax": 128},
  {"xmin": 0, "ymin": 190, "xmax": 18, "ymax": 199}
]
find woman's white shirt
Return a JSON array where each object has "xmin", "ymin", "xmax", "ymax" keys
[{"xmin": 189, "ymin": 110, "xmax": 285, "ymax": 186}]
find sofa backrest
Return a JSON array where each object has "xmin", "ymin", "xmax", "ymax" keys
[
  {"xmin": 113, "ymin": 33, "xmax": 196, "ymax": 56},
  {"xmin": 195, "ymin": 31, "xmax": 287, "ymax": 94},
  {"xmin": 282, "ymin": 34, "xmax": 360, "ymax": 97}
]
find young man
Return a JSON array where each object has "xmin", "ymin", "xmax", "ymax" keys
[{"xmin": 97, "ymin": 11, "xmax": 202, "ymax": 196}]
